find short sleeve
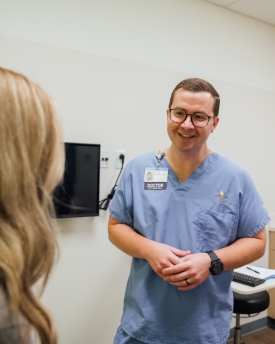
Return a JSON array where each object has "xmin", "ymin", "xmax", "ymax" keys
[
  {"xmin": 109, "ymin": 167, "xmax": 133, "ymax": 227},
  {"xmin": 237, "ymin": 168, "xmax": 270, "ymax": 238}
]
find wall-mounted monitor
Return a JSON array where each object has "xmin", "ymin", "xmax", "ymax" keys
[{"xmin": 54, "ymin": 143, "xmax": 100, "ymax": 218}]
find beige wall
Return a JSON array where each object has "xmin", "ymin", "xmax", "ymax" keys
[{"xmin": 0, "ymin": 0, "xmax": 275, "ymax": 342}]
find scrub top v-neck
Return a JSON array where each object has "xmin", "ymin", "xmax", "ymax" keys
[{"xmin": 160, "ymin": 152, "xmax": 215, "ymax": 198}]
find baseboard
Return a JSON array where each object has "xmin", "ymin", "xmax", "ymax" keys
[{"xmin": 227, "ymin": 316, "xmax": 275, "ymax": 342}]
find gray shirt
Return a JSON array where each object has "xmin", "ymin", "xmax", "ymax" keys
[{"xmin": 0, "ymin": 285, "xmax": 32, "ymax": 344}]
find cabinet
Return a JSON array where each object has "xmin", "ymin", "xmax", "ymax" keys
[{"xmin": 268, "ymin": 231, "xmax": 275, "ymax": 319}]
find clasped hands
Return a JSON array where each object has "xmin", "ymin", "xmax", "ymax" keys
[{"xmin": 145, "ymin": 241, "xmax": 211, "ymax": 291}]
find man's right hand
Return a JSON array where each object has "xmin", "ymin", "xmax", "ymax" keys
[
  {"xmin": 108, "ymin": 215, "xmax": 190, "ymax": 280},
  {"xmin": 144, "ymin": 241, "xmax": 191, "ymax": 279}
]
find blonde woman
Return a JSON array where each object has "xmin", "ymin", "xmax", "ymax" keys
[{"xmin": 0, "ymin": 67, "xmax": 64, "ymax": 344}]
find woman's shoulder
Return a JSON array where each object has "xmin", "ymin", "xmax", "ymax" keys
[{"xmin": 0, "ymin": 286, "xmax": 32, "ymax": 344}]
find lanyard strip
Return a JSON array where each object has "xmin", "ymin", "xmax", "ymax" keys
[{"xmin": 155, "ymin": 149, "xmax": 165, "ymax": 168}]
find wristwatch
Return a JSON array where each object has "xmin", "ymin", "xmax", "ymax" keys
[{"xmin": 205, "ymin": 250, "xmax": 224, "ymax": 275}]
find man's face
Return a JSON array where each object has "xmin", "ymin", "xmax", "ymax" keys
[
  {"xmin": 147, "ymin": 172, "xmax": 152, "ymax": 180},
  {"xmin": 166, "ymin": 89, "xmax": 219, "ymax": 155}
]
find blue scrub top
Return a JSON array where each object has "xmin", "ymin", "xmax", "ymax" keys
[{"xmin": 109, "ymin": 152, "xmax": 270, "ymax": 344}]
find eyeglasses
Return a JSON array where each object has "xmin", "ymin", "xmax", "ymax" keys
[{"xmin": 169, "ymin": 108, "xmax": 214, "ymax": 128}]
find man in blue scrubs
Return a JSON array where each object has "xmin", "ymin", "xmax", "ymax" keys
[{"xmin": 108, "ymin": 78, "xmax": 269, "ymax": 344}]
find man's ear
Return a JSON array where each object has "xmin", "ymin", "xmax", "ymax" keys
[
  {"xmin": 166, "ymin": 109, "xmax": 170, "ymax": 124},
  {"xmin": 211, "ymin": 116, "xmax": 219, "ymax": 133}
]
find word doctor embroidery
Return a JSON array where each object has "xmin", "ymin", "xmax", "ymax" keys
[{"xmin": 145, "ymin": 183, "xmax": 165, "ymax": 190}]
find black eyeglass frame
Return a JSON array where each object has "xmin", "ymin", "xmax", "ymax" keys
[{"xmin": 168, "ymin": 108, "xmax": 215, "ymax": 128}]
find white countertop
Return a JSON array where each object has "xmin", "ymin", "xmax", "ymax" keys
[
  {"xmin": 229, "ymin": 220, "xmax": 275, "ymax": 295},
  {"xmin": 232, "ymin": 279, "xmax": 275, "ymax": 294}
]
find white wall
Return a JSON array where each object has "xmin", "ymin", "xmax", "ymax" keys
[{"xmin": 0, "ymin": 0, "xmax": 275, "ymax": 342}]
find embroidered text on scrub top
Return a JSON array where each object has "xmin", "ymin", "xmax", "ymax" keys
[{"xmin": 214, "ymin": 190, "xmax": 227, "ymax": 205}]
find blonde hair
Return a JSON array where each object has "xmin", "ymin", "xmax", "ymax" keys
[{"xmin": 0, "ymin": 67, "xmax": 64, "ymax": 343}]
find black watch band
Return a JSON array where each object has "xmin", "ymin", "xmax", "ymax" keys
[{"xmin": 205, "ymin": 250, "xmax": 224, "ymax": 275}]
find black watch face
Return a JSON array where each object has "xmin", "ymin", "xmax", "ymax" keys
[{"xmin": 211, "ymin": 260, "xmax": 224, "ymax": 275}]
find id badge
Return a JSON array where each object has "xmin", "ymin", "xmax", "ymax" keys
[{"xmin": 144, "ymin": 168, "xmax": 168, "ymax": 190}]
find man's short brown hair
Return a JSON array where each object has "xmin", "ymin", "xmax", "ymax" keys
[{"xmin": 168, "ymin": 78, "xmax": 220, "ymax": 117}]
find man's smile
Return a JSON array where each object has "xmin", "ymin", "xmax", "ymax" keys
[{"xmin": 178, "ymin": 133, "xmax": 195, "ymax": 138}]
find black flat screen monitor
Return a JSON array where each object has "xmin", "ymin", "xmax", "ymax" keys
[{"xmin": 54, "ymin": 143, "xmax": 100, "ymax": 218}]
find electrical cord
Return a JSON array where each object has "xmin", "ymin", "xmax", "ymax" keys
[{"xmin": 99, "ymin": 154, "xmax": 125, "ymax": 211}]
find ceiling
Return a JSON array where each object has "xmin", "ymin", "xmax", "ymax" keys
[{"xmin": 201, "ymin": 0, "xmax": 275, "ymax": 26}]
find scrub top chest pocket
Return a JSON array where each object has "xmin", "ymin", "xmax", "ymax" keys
[{"xmin": 194, "ymin": 208, "xmax": 238, "ymax": 252}]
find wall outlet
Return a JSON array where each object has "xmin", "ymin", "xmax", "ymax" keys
[
  {"xmin": 115, "ymin": 150, "xmax": 126, "ymax": 169},
  {"xmin": 100, "ymin": 150, "xmax": 109, "ymax": 168}
]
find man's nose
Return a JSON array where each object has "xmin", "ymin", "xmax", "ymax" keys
[{"xmin": 181, "ymin": 114, "xmax": 194, "ymax": 128}]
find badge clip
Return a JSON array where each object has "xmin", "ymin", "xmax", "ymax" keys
[{"xmin": 155, "ymin": 149, "xmax": 165, "ymax": 168}]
